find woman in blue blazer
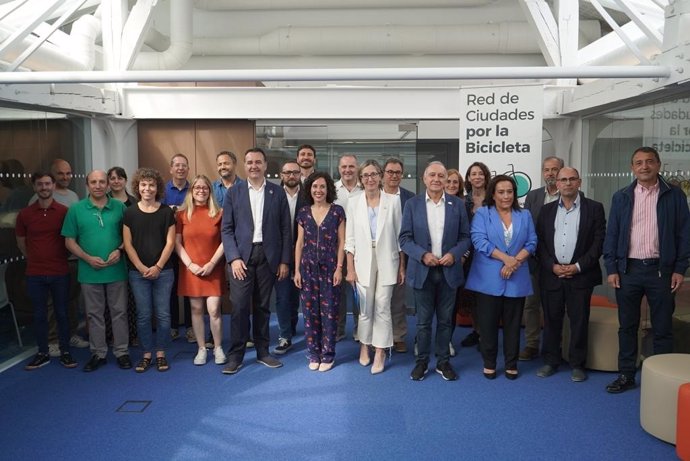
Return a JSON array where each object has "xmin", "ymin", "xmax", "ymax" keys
[{"xmin": 465, "ymin": 175, "xmax": 537, "ymax": 380}]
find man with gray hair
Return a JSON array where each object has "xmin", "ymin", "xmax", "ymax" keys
[{"xmin": 520, "ymin": 155, "xmax": 564, "ymax": 361}]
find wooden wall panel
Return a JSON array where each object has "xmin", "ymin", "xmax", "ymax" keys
[{"xmin": 195, "ymin": 120, "xmax": 255, "ymax": 180}]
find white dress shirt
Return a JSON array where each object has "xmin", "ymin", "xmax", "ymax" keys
[
  {"xmin": 425, "ymin": 192, "xmax": 446, "ymax": 258},
  {"xmin": 248, "ymin": 180, "xmax": 266, "ymax": 243}
]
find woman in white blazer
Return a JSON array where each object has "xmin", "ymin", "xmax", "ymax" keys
[{"xmin": 345, "ymin": 160, "xmax": 404, "ymax": 374}]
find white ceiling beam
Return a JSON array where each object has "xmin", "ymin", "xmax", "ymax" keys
[
  {"xmin": 101, "ymin": 0, "xmax": 126, "ymax": 72},
  {"xmin": 556, "ymin": 0, "xmax": 578, "ymax": 85},
  {"xmin": 120, "ymin": 0, "xmax": 158, "ymax": 70},
  {"xmin": 0, "ymin": 83, "xmax": 118, "ymax": 115},
  {"xmin": 519, "ymin": 0, "xmax": 560, "ymax": 66},
  {"xmin": 6, "ymin": 0, "xmax": 88, "ymax": 72},
  {"xmin": 588, "ymin": 0, "xmax": 650, "ymax": 64},
  {"xmin": 611, "ymin": 0, "xmax": 663, "ymax": 49},
  {"xmin": 0, "ymin": 0, "xmax": 63, "ymax": 62}
]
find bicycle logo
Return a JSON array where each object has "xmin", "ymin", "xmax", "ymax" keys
[{"xmin": 504, "ymin": 164, "xmax": 532, "ymax": 198}]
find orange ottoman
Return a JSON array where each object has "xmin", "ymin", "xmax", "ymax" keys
[{"xmin": 678, "ymin": 383, "xmax": 690, "ymax": 460}]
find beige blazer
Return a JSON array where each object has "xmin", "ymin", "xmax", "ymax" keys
[{"xmin": 344, "ymin": 191, "xmax": 401, "ymax": 287}]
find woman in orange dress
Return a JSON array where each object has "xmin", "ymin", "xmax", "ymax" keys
[{"xmin": 175, "ymin": 175, "xmax": 226, "ymax": 366}]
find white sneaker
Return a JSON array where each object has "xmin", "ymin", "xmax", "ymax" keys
[
  {"xmin": 48, "ymin": 342, "xmax": 61, "ymax": 357},
  {"xmin": 214, "ymin": 347, "xmax": 227, "ymax": 365},
  {"xmin": 193, "ymin": 348, "xmax": 207, "ymax": 365},
  {"xmin": 70, "ymin": 334, "xmax": 89, "ymax": 348}
]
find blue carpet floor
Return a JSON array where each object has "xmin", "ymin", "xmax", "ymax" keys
[{"xmin": 0, "ymin": 316, "xmax": 676, "ymax": 461}]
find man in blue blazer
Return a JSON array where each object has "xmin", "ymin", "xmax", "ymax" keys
[
  {"xmin": 383, "ymin": 157, "xmax": 415, "ymax": 353},
  {"xmin": 221, "ymin": 148, "xmax": 292, "ymax": 374},
  {"xmin": 536, "ymin": 167, "xmax": 605, "ymax": 382},
  {"xmin": 400, "ymin": 161, "xmax": 471, "ymax": 381}
]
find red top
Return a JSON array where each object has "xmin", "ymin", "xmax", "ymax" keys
[{"xmin": 15, "ymin": 200, "xmax": 69, "ymax": 276}]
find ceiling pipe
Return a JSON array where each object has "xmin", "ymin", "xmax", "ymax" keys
[
  {"xmin": 132, "ymin": 0, "xmax": 192, "ymax": 70},
  {"xmin": 0, "ymin": 65, "xmax": 670, "ymax": 84},
  {"xmin": 194, "ymin": 0, "xmax": 493, "ymax": 10}
]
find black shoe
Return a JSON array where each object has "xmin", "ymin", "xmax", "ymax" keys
[
  {"xmin": 435, "ymin": 362, "xmax": 458, "ymax": 381},
  {"xmin": 59, "ymin": 352, "xmax": 78, "ymax": 369},
  {"xmin": 222, "ymin": 361, "xmax": 243, "ymax": 375},
  {"xmin": 606, "ymin": 374, "xmax": 636, "ymax": 394},
  {"xmin": 410, "ymin": 362, "xmax": 428, "ymax": 381},
  {"xmin": 117, "ymin": 354, "xmax": 132, "ymax": 370},
  {"xmin": 483, "ymin": 369, "xmax": 497, "ymax": 380},
  {"xmin": 273, "ymin": 338, "xmax": 292, "ymax": 355},
  {"xmin": 571, "ymin": 367, "xmax": 588, "ymax": 382},
  {"xmin": 83, "ymin": 355, "xmax": 106, "ymax": 372},
  {"xmin": 505, "ymin": 370, "xmax": 519, "ymax": 380},
  {"xmin": 25, "ymin": 353, "xmax": 50, "ymax": 370},
  {"xmin": 461, "ymin": 330, "xmax": 480, "ymax": 347},
  {"xmin": 257, "ymin": 355, "xmax": 283, "ymax": 368}
]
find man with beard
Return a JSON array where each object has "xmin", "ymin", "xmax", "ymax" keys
[
  {"xmin": 297, "ymin": 144, "xmax": 316, "ymax": 183},
  {"xmin": 212, "ymin": 150, "xmax": 244, "ymax": 207},
  {"xmin": 520, "ymin": 156, "xmax": 563, "ymax": 361},
  {"xmin": 273, "ymin": 160, "xmax": 307, "ymax": 354},
  {"xmin": 29, "ymin": 159, "xmax": 79, "ymax": 207},
  {"xmin": 334, "ymin": 154, "xmax": 362, "ymax": 342},
  {"xmin": 17, "ymin": 172, "xmax": 77, "ymax": 370}
]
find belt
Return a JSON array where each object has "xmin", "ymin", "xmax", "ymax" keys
[{"xmin": 629, "ymin": 258, "xmax": 659, "ymax": 266}]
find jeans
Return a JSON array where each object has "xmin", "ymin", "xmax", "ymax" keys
[
  {"xmin": 616, "ymin": 259, "xmax": 675, "ymax": 378},
  {"xmin": 26, "ymin": 274, "xmax": 70, "ymax": 354},
  {"xmin": 129, "ymin": 269, "xmax": 174, "ymax": 353},
  {"xmin": 413, "ymin": 267, "xmax": 456, "ymax": 365},
  {"xmin": 274, "ymin": 271, "xmax": 300, "ymax": 340}
]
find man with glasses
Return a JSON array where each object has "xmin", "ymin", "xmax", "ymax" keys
[
  {"xmin": 382, "ymin": 158, "xmax": 415, "ymax": 353},
  {"xmin": 535, "ymin": 167, "xmax": 605, "ymax": 382},
  {"xmin": 335, "ymin": 154, "xmax": 362, "ymax": 342},
  {"xmin": 61, "ymin": 170, "xmax": 131, "ymax": 372},
  {"xmin": 162, "ymin": 153, "xmax": 191, "ymax": 341},
  {"xmin": 213, "ymin": 150, "xmax": 244, "ymax": 207},
  {"xmin": 520, "ymin": 155, "xmax": 564, "ymax": 361},
  {"xmin": 273, "ymin": 160, "xmax": 307, "ymax": 354}
]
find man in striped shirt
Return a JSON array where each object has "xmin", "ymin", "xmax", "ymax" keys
[{"xmin": 603, "ymin": 146, "xmax": 690, "ymax": 394}]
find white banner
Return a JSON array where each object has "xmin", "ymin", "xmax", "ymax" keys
[{"xmin": 459, "ymin": 85, "xmax": 543, "ymax": 202}]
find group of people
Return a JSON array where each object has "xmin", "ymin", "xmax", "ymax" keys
[{"xmin": 15, "ymin": 145, "xmax": 690, "ymax": 393}]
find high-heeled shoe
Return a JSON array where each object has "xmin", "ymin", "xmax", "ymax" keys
[
  {"xmin": 359, "ymin": 344, "xmax": 371, "ymax": 367},
  {"xmin": 371, "ymin": 348, "xmax": 385, "ymax": 375},
  {"xmin": 505, "ymin": 369, "xmax": 519, "ymax": 380},
  {"xmin": 483, "ymin": 368, "xmax": 497, "ymax": 380},
  {"xmin": 318, "ymin": 361, "xmax": 334, "ymax": 372}
]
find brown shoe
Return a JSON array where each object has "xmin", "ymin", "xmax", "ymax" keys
[
  {"xmin": 394, "ymin": 341, "xmax": 408, "ymax": 353},
  {"xmin": 519, "ymin": 346, "xmax": 539, "ymax": 361}
]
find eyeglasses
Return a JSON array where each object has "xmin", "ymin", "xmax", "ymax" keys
[
  {"xmin": 557, "ymin": 177, "xmax": 580, "ymax": 183},
  {"xmin": 281, "ymin": 170, "xmax": 301, "ymax": 176},
  {"xmin": 93, "ymin": 211, "xmax": 103, "ymax": 228},
  {"xmin": 385, "ymin": 170, "xmax": 403, "ymax": 176},
  {"xmin": 193, "ymin": 186, "xmax": 209, "ymax": 191},
  {"xmin": 361, "ymin": 172, "xmax": 380, "ymax": 180}
]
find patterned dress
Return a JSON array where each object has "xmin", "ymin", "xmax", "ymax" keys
[{"xmin": 297, "ymin": 203, "xmax": 345, "ymax": 364}]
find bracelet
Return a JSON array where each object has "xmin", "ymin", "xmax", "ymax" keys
[{"xmin": 155, "ymin": 264, "xmax": 163, "ymax": 271}]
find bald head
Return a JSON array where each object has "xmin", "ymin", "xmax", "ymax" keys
[{"xmin": 50, "ymin": 158, "xmax": 72, "ymax": 190}]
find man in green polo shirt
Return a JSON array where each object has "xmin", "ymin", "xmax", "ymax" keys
[{"xmin": 62, "ymin": 170, "xmax": 131, "ymax": 372}]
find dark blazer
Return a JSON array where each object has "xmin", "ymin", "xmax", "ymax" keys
[
  {"xmin": 524, "ymin": 186, "xmax": 546, "ymax": 225},
  {"xmin": 221, "ymin": 180, "xmax": 291, "ymax": 273},
  {"xmin": 536, "ymin": 196, "xmax": 606, "ymax": 290},
  {"xmin": 399, "ymin": 192, "xmax": 471, "ymax": 290},
  {"xmin": 399, "ymin": 187, "xmax": 414, "ymax": 211}
]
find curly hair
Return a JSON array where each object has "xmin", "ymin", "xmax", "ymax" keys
[
  {"xmin": 302, "ymin": 171, "xmax": 337, "ymax": 205},
  {"xmin": 131, "ymin": 167, "xmax": 165, "ymax": 202}
]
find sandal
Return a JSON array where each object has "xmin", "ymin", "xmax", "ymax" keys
[
  {"xmin": 135, "ymin": 357, "xmax": 152, "ymax": 373},
  {"xmin": 156, "ymin": 356, "xmax": 169, "ymax": 372}
]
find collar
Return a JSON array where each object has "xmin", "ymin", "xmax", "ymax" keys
[
  {"xmin": 86, "ymin": 196, "xmax": 112, "ymax": 210},
  {"xmin": 558, "ymin": 194, "xmax": 580, "ymax": 209},
  {"xmin": 635, "ymin": 180, "xmax": 660, "ymax": 193},
  {"xmin": 248, "ymin": 179, "xmax": 266, "ymax": 191},
  {"xmin": 425, "ymin": 191, "xmax": 446, "ymax": 204}
]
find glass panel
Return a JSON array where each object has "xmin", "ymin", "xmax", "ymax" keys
[
  {"xmin": 256, "ymin": 122, "xmax": 418, "ymax": 193},
  {"xmin": 0, "ymin": 109, "xmax": 84, "ymax": 369}
]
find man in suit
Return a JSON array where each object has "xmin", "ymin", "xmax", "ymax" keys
[
  {"xmin": 520, "ymin": 155, "xmax": 564, "ymax": 361},
  {"xmin": 400, "ymin": 161, "xmax": 471, "ymax": 381},
  {"xmin": 273, "ymin": 160, "xmax": 307, "ymax": 355},
  {"xmin": 604, "ymin": 146, "xmax": 690, "ymax": 393},
  {"xmin": 221, "ymin": 148, "xmax": 292, "ymax": 374},
  {"xmin": 535, "ymin": 167, "xmax": 605, "ymax": 382},
  {"xmin": 382, "ymin": 157, "xmax": 415, "ymax": 353}
]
